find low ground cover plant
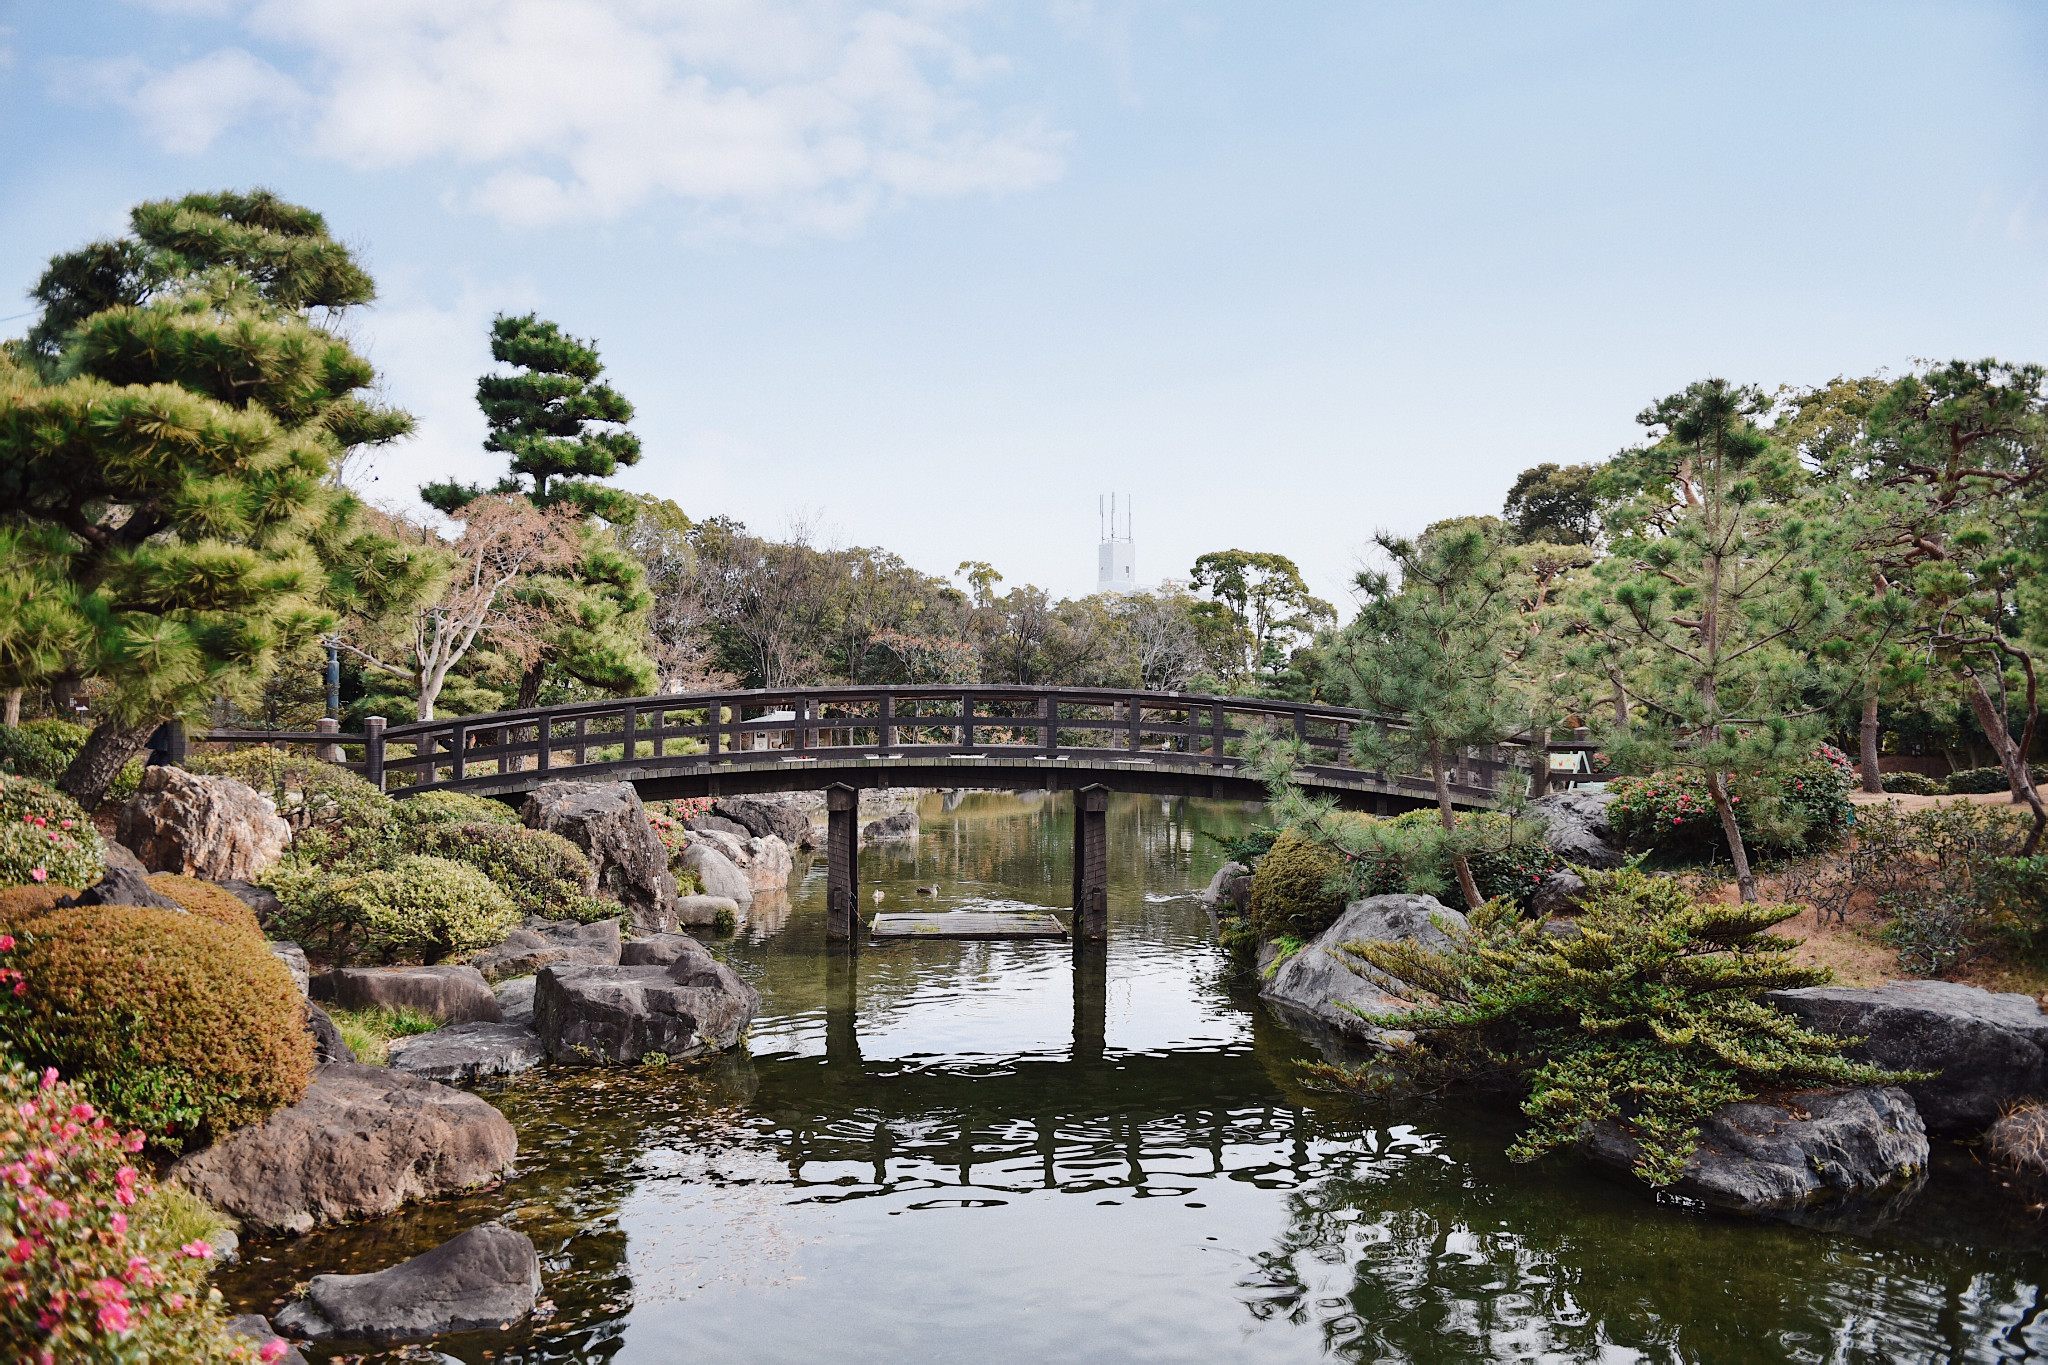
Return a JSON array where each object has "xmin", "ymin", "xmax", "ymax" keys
[
  {"xmin": 325, "ymin": 1004, "xmax": 441, "ymax": 1066},
  {"xmin": 1320, "ymin": 867, "xmax": 1898, "ymax": 1184},
  {"xmin": 0, "ymin": 1063, "xmax": 279, "ymax": 1362}
]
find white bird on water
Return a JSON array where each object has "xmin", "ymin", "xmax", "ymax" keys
[{"xmin": 872, "ymin": 889, "xmax": 884, "ymax": 906}]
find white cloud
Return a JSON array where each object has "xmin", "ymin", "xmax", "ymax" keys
[{"xmin": 100, "ymin": 0, "xmax": 1067, "ymax": 231}]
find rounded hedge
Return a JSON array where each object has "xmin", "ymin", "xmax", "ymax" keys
[
  {"xmin": 145, "ymin": 874, "xmax": 264, "ymax": 939},
  {"xmin": 0, "ymin": 902, "xmax": 313, "ymax": 1146},
  {"xmin": 394, "ymin": 789, "xmax": 523, "ymax": 827},
  {"xmin": 1881, "ymin": 771, "xmax": 1943, "ymax": 795},
  {"xmin": 1250, "ymin": 829, "xmax": 1347, "ymax": 940},
  {"xmin": 268, "ymin": 854, "xmax": 518, "ymax": 964},
  {"xmin": 1944, "ymin": 766, "xmax": 2040, "ymax": 795},
  {"xmin": 401, "ymin": 820, "xmax": 592, "ymax": 918}
]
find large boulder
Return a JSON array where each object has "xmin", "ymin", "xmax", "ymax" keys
[
  {"xmin": 1260, "ymin": 893, "xmax": 1468, "ymax": 1047},
  {"xmin": 314, "ymin": 965, "xmax": 501, "ymax": 1025},
  {"xmin": 1528, "ymin": 790, "xmax": 1625, "ymax": 868},
  {"xmin": 1586, "ymin": 1087, "xmax": 1929, "ymax": 1215},
  {"xmin": 116, "ymin": 766, "xmax": 291, "ymax": 881},
  {"xmin": 172, "ymin": 1063, "xmax": 517, "ymax": 1234},
  {"xmin": 681, "ymin": 841, "xmax": 752, "ymax": 908},
  {"xmin": 714, "ymin": 796, "xmax": 816, "ymax": 851},
  {"xmin": 534, "ymin": 953, "xmax": 760, "ymax": 1066},
  {"xmin": 687, "ymin": 814, "xmax": 754, "ymax": 841},
  {"xmin": 620, "ymin": 932, "xmax": 712, "ymax": 966},
  {"xmin": 522, "ymin": 781, "xmax": 678, "ymax": 933},
  {"xmin": 740, "ymin": 834, "xmax": 792, "ymax": 893},
  {"xmin": 862, "ymin": 809, "xmax": 919, "ymax": 844},
  {"xmin": 274, "ymin": 1223, "xmax": 540, "ymax": 1343},
  {"xmin": 1765, "ymin": 980, "xmax": 2048, "ymax": 1134},
  {"xmin": 1199, "ymin": 861, "xmax": 1251, "ymax": 916},
  {"xmin": 387, "ymin": 1022, "xmax": 544, "ymax": 1085},
  {"xmin": 465, "ymin": 917, "xmax": 622, "ymax": 981}
]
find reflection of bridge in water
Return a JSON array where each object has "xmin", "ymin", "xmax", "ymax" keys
[
  {"xmin": 196, "ymin": 684, "xmax": 1585, "ymax": 945},
  {"xmin": 768, "ymin": 949, "xmax": 1323, "ymax": 1198}
]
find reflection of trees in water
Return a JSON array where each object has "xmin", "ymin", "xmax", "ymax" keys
[{"xmin": 1245, "ymin": 1130, "xmax": 2048, "ymax": 1362}]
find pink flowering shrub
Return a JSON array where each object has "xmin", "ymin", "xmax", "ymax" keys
[
  {"xmin": 0, "ymin": 775, "xmax": 104, "ymax": 891},
  {"xmin": 0, "ymin": 1064, "xmax": 282, "ymax": 1362},
  {"xmin": 1607, "ymin": 743, "xmax": 1856, "ymax": 858}
]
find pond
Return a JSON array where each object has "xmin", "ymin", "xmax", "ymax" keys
[{"xmin": 219, "ymin": 790, "xmax": 2048, "ymax": 1362}]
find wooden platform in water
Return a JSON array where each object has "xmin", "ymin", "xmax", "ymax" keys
[{"xmin": 870, "ymin": 911, "xmax": 1069, "ymax": 940}]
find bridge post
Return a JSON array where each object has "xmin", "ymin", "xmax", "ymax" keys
[
  {"xmin": 364, "ymin": 716, "xmax": 386, "ymax": 792},
  {"xmin": 1072, "ymin": 939, "xmax": 1106, "ymax": 1063},
  {"xmin": 826, "ymin": 783, "xmax": 860, "ymax": 942},
  {"xmin": 315, "ymin": 716, "xmax": 342, "ymax": 764},
  {"xmin": 1072, "ymin": 784, "xmax": 1109, "ymax": 940},
  {"xmin": 1530, "ymin": 727, "xmax": 1551, "ymax": 799}
]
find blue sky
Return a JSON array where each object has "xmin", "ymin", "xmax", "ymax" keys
[{"xmin": 4, "ymin": 2, "xmax": 2045, "ymax": 612}]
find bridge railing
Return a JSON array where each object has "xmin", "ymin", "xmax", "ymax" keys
[{"xmin": 357, "ymin": 686, "xmax": 1537, "ymax": 802}]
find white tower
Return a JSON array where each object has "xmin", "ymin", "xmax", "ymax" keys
[{"xmin": 1097, "ymin": 493, "xmax": 1136, "ymax": 594}]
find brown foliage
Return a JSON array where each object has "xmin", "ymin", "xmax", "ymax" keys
[{"xmin": 145, "ymin": 873, "xmax": 263, "ymax": 939}]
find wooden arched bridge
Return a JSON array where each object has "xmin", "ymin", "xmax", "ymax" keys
[{"xmin": 191, "ymin": 685, "xmax": 1585, "ymax": 945}]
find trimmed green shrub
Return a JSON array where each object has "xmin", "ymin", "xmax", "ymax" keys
[
  {"xmin": 1249, "ymin": 829, "xmax": 1347, "ymax": 939},
  {"xmin": 401, "ymin": 820, "xmax": 592, "ymax": 918},
  {"xmin": 145, "ymin": 874, "xmax": 264, "ymax": 939},
  {"xmin": 0, "ymin": 903, "xmax": 313, "ymax": 1147},
  {"xmin": 1881, "ymin": 771, "xmax": 1943, "ymax": 795},
  {"xmin": 265, "ymin": 855, "xmax": 517, "ymax": 964},
  {"xmin": 1942, "ymin": 765, "xmax": 2047, "ymax": 795},
  {"xmin": 0, "ymin": 725, "xmax": 66, "ymax": 780},
  {"xmin": 0, "ymin": 773, "xmax": 104, "ymax": 889},
  {"xmin": 1607, "ymin": 743, "xmax": 1855, "ymax": 859},
  {"xmin": 1328, "ymin": 867, "xmax": 1901, "ymax": 1185},
  {"xmin": 392, "ymin": 789, "xmax": 523, "ymax": 827}
]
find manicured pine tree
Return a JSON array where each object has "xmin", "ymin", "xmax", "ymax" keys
[
  {"xmin": 0, "ymin": 190, "xmax": 430, "ymax": 807},
  {"xmin": 422, "ymin": 314, "xmax": 655, "ymax": 708}
]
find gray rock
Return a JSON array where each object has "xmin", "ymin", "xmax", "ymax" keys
[
  {"xmin": 172, "ymin": 1063, "xmax": 517, "ymax": 1235},
  {"xmin": 274, "ymin": 1223, "xmax": 540, "ymax": 1343},
  {"xmin": 465, "ymin": 917, "xmax": 621, "ymax": 981},
  {"xmin": 271, "ymin": 941, "xmax": 309, "ymax": 997},
  {"xmin": 1586, "ymin": 1086, "xmax": 1929, "ymax": 1214},
  {"xmin": 220, "ymin": 878, "xmax": 285, "ymax": 920},
  {"xmin": 314, "ymin": 965, "xmax": 502, "ymax": 1025},
  {"xmin": 1200, "ymin": 861, "xmax": 1251, "ymax": 916},
  {"xmin": 117, "ymin": 766, "xmax": 291, "ymax": 880},
  {"xmin": 1260, "ymin": 893, "xmax": 1469, "ymax": 1047},
  {"xmin": 1765, "ymin": 980, "xmax": 2048, "ymax": 1134},
  {"xmin": 688, "ymin": 813, "xmax": 754, "ymax": 840},
  {"xmin": 494, "ymin": 977, "xmax": 536, "ymax": 1029},
  {"xmin": 305, "ymin": 1002, "xmax": 355, "ymax": 1064},
  {"xmin": 674, "ymin": 894, "xmax": 741, "ymax": 927},
  {"xmin": 714, "ymin": 796, "xmax": 816, "ymax": 850},
  {"xmin": 862, "ymin": 809, "xmax": 920, "ymax": 843},
  {"xmin": 100, "ymin": 839, "xmax": 148, "ymax": 878},
  {"xmin": 387, "ymin": 1022, "xmax": 544, "ymax": 1085},
  {"xmin": 1529, "ymin": 789, "xmax": 1625, "ymax": 868},
  {"xmin": 522, "ymin": 781, "xmax": 679, "ymax": 934},
  {"xmin": 620, "ymin": 932, "xmax": 718, "ymax": 968},
  {"xmin": 1531, "ymin": 867, "xmax": 1588, "ymax": 918},
  {"xmin": 59, "ymin": 866, "xmax": 182, "ymax": 911},
  {"xmin": 207, "ymin": 1225, "xmax": 239, "ymax": 1264},
  {"xmin": 535, "ymin": 956, "xmax": 760, "ymax": 1066},
  {"xmin": 226, "ymin": 1315, "xmax": 306, "ymax": 1364},
  {"xmin": 681, "ymin": 841, "xmax": 752, "ymax": 908},
  {"xmin": 738, "ymin": 834, "xmax": 792, "ymax": 893}
]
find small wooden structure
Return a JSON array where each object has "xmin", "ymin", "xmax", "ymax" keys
[{"xmin": 870, "ymin": 911, "xmax": 1067, "ymax": 940}]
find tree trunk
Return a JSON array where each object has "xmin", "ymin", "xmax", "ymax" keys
[
  {"xmin": 1706, "ymin": 770, "xmax": 1758, "ymax": 903},
  {"xmin": 1611, "ymin": 674, "xmax": 1628, "ymax": 731},
  {"xmin": 1859, "ymin": 687, "xmax": 1883, "ymax": 794},
  {"xmin": 1963, "ymin": 667, "xmax": 2048, "ymax": 853},
  {"xmin": 57, "ymin": 718, "xmax": 156, "ymax": 812},
  {"xmin": 1432, "ymin": 742, "xmax": 1485, "ymax": 911},
  {"xmin": 516, "ymin": 659, "xmax": 546, "ymax": 710},
  {"xmin": 2, "ymin": 689, "xmax": 18, "ymax": 727}
]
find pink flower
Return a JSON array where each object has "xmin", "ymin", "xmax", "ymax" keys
[
  {"xmin": 109, "ymin": 1213, "xmax": 126, "ymax": 1235},
  {"xmin": 114, "ymin": 1186, "xmax": 134, "ymax": 1206},
  {"xmin": 28, "ymin": 869, "xmax": 45, "ymax": 883},
  {"xmin": 114, "ymin": 1166, "xmax": 135, "ymax": 1188},
  {"xmin": 166, "ymin": 1294, "xmax": 187, "ymax": 1312},
  {"xmin": 9, "ymin": 1237, "xmax": 34, "ymax": 1263},
  {"xmin": 47, "ymin": 1201, "xmax": 69, "ymax": 1221},
  {"xmin": 259, "ymin": 1341, "xmax": 290, "ymax": 1363},
  {"xmin": 13, "ymin": 982, "xmax": 26, "ymax": 997},
  {"xmin": 69, "ymin": 1103, "xmax": 93, "ymax": 1121},
  {"xmin": 180, "ymin": 1240, "xmax": 212, "ymax": 1259},
  {"xmin": 96, "ymin": 1300, "xmax": 130, "ymax": 1334},
  {"xmin": 37, "ymin": 1070, "xmax": 53, "ymax": 1090},
  {"xmin": 0, "ymin": 934, "xmax": 15, "ymax": 951}
]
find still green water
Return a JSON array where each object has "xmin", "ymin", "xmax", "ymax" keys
[{"xmin": 220, "ymin": 791, "xmax": 2048, "ymax": 1362}]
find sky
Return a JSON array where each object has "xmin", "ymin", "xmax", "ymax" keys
[{"xmin": 3, "ymin": 2, "xmax": 2046, "ymax": 615}]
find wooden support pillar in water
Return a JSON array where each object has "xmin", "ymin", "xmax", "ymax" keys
[
  {"xmin": 826, "ymin": 783, "xmax": 860, "ymax": 942},
  {"xmin": 1072, "ymin": 940, "xmax": 1106, "ymax": 1063},
  {"xmin": 1071, "ymin": 783, "xmax": 1109, "ymax": 941}
]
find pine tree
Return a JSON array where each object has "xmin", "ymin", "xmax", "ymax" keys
[
  {"xmin": 421, "ymin": 314, "xmax": 655, "ymax": 709},
  {"xmin": 0, "ymin": 190, "xmax": 425, "ymax": 807}
]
